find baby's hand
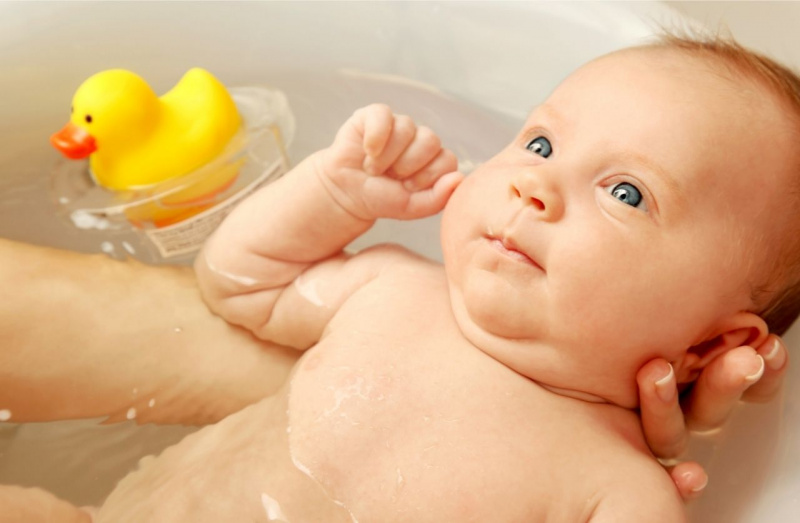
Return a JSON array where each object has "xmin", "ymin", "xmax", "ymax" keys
[{"xmin": 316, "ymin": 104, "xmax": 463, "ymax": 221}]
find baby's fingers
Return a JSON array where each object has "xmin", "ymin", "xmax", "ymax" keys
[
  {"xmin": 388, "ymin": 125, "xmax": 444, "ymax": 179},
  {"xmin": 334, "ymin": 104, "xmax": 394, "ymax": 159},
  {"xmin": 363, "ymin": 114, "xmax": 417, "ymax": 175},
  {"xmin": 402, "ymin": 148, "xmax": 458, "ymax": 191},
  {"xmin": 361, "ymin": 104, "xmax": 394, "ymax": 158},
  {"xmin": 402, "ymin": 171, "xmax": 464, "ymax": 218}
]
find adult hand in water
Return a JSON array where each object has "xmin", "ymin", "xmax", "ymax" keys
[
  {"xmin": 637, "ymin": 335, "xmax": 789, "ymax": 501},
  {"xmin": 0, "ymin": 238, "xmax": 298, "ymax": 425}
]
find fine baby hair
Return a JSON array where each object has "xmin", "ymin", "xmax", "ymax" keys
[{"xmin": 652, "ymin": 32, "xmax": 800, "ymax": 336}]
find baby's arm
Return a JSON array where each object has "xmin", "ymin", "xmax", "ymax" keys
[{"xmin": 196, "ymin": 104, "xmax": 461, "ymax": 348}]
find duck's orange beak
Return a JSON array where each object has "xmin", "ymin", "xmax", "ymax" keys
[{"xmin": 50, "ymin": 122, "xmax": 97, "ymax": 159}]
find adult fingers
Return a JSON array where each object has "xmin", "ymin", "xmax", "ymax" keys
[
  {"xmin": 637, "ymin": 358, "xmax": 687, "ymax": 460},
  {"xmin": 743, "ymin": 334, "xmax": 789, "ymax": 403},
  {"xmin": 683, "ymin": 345, "xmax": 763, "ymax": 432},
  {"xmin": 667, "ymin": 461, "xmax": 709, "ymax": 502}
]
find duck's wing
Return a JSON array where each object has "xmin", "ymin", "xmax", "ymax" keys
[{"xmin": 160, "ymin": 68, "xmax": 241, "ymax": 146}]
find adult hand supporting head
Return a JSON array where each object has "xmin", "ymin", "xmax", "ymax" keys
[{"xmin": 636, "ymin": 334, "xmax": 789, "ymax": 501}]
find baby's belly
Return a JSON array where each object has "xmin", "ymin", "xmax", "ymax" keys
[
  {"xmin": 97, "ymin": 336, "xmax": 610, "ymax": 521},
  {"xmin": 286, "ymin": 337, "xmax": 598, "ymax": 523},
  {"xmin": 97, "ymin": 392, "xmax": 353, "ymax": 523}
]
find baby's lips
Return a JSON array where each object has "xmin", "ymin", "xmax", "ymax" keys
[{"xmin": 50, "ymin": 122, "xmax": 97, "ymax": 159}]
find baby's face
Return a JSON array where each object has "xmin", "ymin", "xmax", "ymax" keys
[{"xmin": 441, "ymin": 48, "xmax": 794, "ymax": 407}]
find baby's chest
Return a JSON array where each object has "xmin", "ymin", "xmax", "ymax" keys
[{"xmin": 286, "ymin": 284, "xmax": 605, "ymax": 521}]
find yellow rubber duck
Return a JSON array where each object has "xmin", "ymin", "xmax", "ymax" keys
[{"xmin": 51, "ymin": 68, "xmax": 242, "ymax": 191}]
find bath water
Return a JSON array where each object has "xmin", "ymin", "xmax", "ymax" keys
[{"xmin": 0, "ymin": 70, "xmax": 520, "ymax": 506}]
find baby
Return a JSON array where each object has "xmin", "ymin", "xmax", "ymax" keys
[{"xmin": 83, "ymin": 35, "xmax": 800, "ymax": 522}]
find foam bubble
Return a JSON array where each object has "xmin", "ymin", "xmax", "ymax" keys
[{"xmin": 71, "ymin": 210, "xmax": 112, "ymax": 230}]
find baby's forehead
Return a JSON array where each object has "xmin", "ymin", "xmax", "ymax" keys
[
  {"xmin": 530, "ymin": 47, "xmax": 796, "ymax": 158},
  {"xmin": 556, "ymin": 47, "xmax": 742, "ymax": 101},
  {"xmin": 522, "ymin": 47, "xmax": 796, "ymax": 226}
]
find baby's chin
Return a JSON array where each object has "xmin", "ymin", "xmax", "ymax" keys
[
  {"xmin": 449, "ymin": 268, "xmax": 544, "ymax": 337},
  {"xmin": 449, "ymin": 283, "xmax": 642, "ymax": 409}
]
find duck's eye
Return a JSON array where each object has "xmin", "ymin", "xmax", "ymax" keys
[
  {"xmin": 607, "ymin": 182, "xmax": 645, "ymax": 209},
  {"xmin": 71, "ymin": 106, "xmax": 74, "ymax": 114},
  {"xmin": 525, "ymin": 136, "xmax": 552, "ymax": 158},
  {"xmin": 85, "ymin": 114, "xmax": 93, "ymax": 124}
]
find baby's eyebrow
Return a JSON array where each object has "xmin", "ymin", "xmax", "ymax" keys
[
  {"xmin": 532, "ymin": 104, "xmax": 683, "ymax": 201},
  {"xmin": 616, "ymin": 150, "xmax": 683, "ymax": 199},
  {"xmin": 532, "ymin": 104, "xmax": 561, "ymax": 126}
]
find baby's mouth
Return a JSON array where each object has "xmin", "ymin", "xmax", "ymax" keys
[{"xmin": 486, "ymin": 236, "xmax": 545, "ymax": 272}]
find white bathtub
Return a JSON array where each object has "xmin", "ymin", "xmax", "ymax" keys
[{"xmin": 0, "ymin": 2, "xmax": 797, "ymax": 521}]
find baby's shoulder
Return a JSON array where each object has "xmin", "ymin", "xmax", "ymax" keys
[
  {"xmin": 353, "ymin": 242, "xmax": 439, "ymax": 266},
  {"xmin": 587, "ymin": 451, "xmax": 686, "ymax": 523},
  {"xmin": 348, "ymin": 242, "xmax": 444, "ymax": 282}
]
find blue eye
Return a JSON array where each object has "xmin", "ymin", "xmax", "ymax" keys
[
  {"xmin": 525, "ymin": 136, "xmax": 552, "ymax": 158},
  {"xmin": 607, "ymin": 182, "xmax": 645, "ymax": 209}
]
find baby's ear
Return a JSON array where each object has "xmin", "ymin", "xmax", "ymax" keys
[{"xmin": 672, "ymin": 312, "xmax": 769, "ymax": 384}]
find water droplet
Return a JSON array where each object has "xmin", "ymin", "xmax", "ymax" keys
[
  {"xmin": 100, "ymin": 241, "xmax": 114, "ymax": 254},
  {"xmin": 122, "ymin": 241, "xmax": 136, "ymax": 254},
  {"xmin": 0, "ymin": 409, "xmax": 11, "ymax": 421},
  {"xmin": 174, "ymin": 327, "xmax": 182, "ymax": 333},
  {"xmin": 261, "ymin": 492, "xmax": 289, "ymax": 521},
  {"xmin": 148, "ymin": 398, "xmax": 156, "ymax": 408},
  {"xmin": 126, "ymin": 407, "xmax": 137, "ymax": 420}
]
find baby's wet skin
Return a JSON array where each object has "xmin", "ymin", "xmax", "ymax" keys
[
  {"xmin": 99, "ymin": 257, "xmax": 679, "ymax": 522},
  {"xmin": 141, "ymin": 41, "xmax": 799, "ymax": 521},
  {"xmin": 97, "ymin": 390, "xmax": 353, "ymax": 523}
]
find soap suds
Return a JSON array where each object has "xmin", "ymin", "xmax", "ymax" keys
[{"xmin": 71, "ymin": 210, "xmax": 112, "ymax": 230}]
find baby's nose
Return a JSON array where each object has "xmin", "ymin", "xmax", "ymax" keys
[{"xmin": 510, "ymin": 170, "xmax": 564, "ymax": 222}]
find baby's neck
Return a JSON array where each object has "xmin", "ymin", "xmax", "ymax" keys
[{"xmin": 536, "ymin": 382, "xmax": 610, "ymax": 404}]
